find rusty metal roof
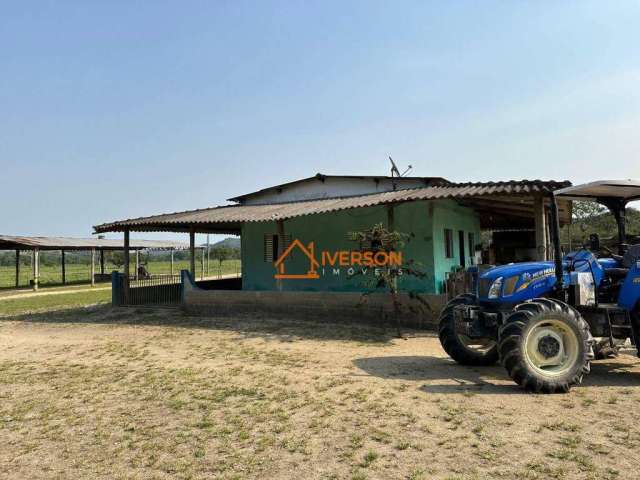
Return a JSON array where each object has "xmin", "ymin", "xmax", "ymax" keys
[
  {"xmin": 94, "ymin": 180, "xmax": 571, "ymax": 233},
  {"xmin": 0, "ymin": 235, "xmax": 190, "ymax": 251}
]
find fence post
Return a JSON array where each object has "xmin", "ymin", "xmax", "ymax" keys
[{"xmin": 15, "ymin": 250, "xmax": 20, "ymax": 288}]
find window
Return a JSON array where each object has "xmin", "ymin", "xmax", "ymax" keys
[
  {"xmin": 264, "ymin": 234, "xmax": 291, "ymax": 262},
  {"xmin": 444, "ymin": 229, "xmax": 454, "ymax": 258}
]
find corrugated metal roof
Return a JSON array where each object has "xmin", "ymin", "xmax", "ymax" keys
[
  {"xmin": 94, "ymin": 180, "xmax": 571, "ymax": 233},
  {"xmin": 0, "ymin": 235, "xmax": 190, "ymax": 251}
]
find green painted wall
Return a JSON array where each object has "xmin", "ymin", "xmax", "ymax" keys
[
  {"xmin": 431, "ymin": 200, "xmax": 481, "ymax": 293},
  {"xmin": 241, "ymin": 200, "xmax": 479, "ymax": 294}
]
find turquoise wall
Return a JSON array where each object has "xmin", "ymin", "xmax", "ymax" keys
[
  {"xmin": 241, "ymin": 200, "xmax": 479, "ymax": 294},
  {"xmin": 431, "ymin": 200, "xmax": 481, "ymax": 293}
]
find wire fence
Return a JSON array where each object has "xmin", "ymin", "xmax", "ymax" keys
[{"xmin": 0, "ymin": 250, "xmax": 241, "ymax": 290}]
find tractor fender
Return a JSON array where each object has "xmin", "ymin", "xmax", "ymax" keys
[{"xmin": 618, "ymin": 261, "xmax": 640, "ymax": 311}]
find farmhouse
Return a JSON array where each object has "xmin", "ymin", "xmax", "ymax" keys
[{"xmin": 94, "ymin": 174, "xmax": 571, "ymax": 322}]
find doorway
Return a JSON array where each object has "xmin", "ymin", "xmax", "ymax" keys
[{"xmin": 458, "ymin": 230, "xmax": 466, "ymax": 268}]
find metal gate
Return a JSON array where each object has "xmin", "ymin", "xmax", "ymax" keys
[{"xmin": 112, "ymin": 273, "xmax": 182, "ymax": 306}]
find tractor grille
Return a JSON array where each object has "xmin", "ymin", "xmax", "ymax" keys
[{"xmin": 478, "ymin": 278, "xmax": 492, "ymax": 297}]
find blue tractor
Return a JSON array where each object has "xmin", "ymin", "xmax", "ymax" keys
[{"xmin": 438, "ymin": 180, "xmax": 640, "ymax": 393}]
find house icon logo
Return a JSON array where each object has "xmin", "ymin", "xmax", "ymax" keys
[{"xmin": 274, "ymin": 239, "xmax": 320, "ymax": 279}]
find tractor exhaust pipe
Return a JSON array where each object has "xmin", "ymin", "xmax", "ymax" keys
[{"xmin": 548, "ymin": 192, "xmax": 564, "ymax": 290}]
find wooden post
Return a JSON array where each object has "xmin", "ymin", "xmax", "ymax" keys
[
  {"xmin": 100, "ymin": 249, "xmax": 105, "ymax": 275},
  {"xmin": 15, "ymin": 250, "xmax": 20, "ymax": 288},
  {"xmin": 61, "ymin": 249, "xmax": 66, "ymax": 285},
  {"xmin": 276, "ymin": 220, "xmax": 285, "ymax": 291},
  {"xmin": 90, "ymin": 249, "xmax": 96, "ymax": 287},
  {"xmin": 189, "ymin": 228, "xmax": 196, "ymax": 278},
  {"xmin": 135, "ymin": 250, "xmax": 139, "ymax": 280},
  {"xmin": 123, "ymin": 229, "xmax": 130, "ymax": 303},
  {"xmin": 534, "ymin": 196, "xmax": 547, "ymax": 261},
  {"xmin": 201, "ymin": 247, "xmax": 205, "ymax": 280},
  {"xmin": 170, "ymin": 249, "xmax": 174, "ymax": 276},
  {"xmin": 32, "ymin": 248, "xmax": 39, "ymax": 291}
]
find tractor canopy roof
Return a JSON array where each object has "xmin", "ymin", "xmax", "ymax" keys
[{"xmin": 555, "ymin": 180, "xmax": 640, "ymax": 203}]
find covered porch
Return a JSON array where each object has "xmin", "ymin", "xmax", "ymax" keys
[{"xmin": 94, "ymin": 180, "xmax": 572, "ymax": 323}]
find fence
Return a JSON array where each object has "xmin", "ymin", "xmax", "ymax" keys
[
  {"xmin": 0, "ymin": 248, "xmax": 241, "ymax": 290},
  {"xmin": 113, "ymin": 273, "xmax": 182, "ymax": 306}
]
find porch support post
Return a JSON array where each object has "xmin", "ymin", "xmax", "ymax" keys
[
  {"xmin": 90, "ymin": 249, "xmax": 96, "ymax": 287},
  {"xmin": 100, "ymin": 249, "xmax": 105, "ymax": 275},
  {"xmin": 15, "ymin": 250, "xmax": 20, "ymax": 288},
  {"xmin": 276, "ymin": 220, "xmax": 285, "ymax": 291},
  {"xmin": 135, "ymin": 250, "xmax": 139, "ymax": 280},
  {"xmin": 534, "ymin": 196, "xmax": 547, "ymax": 261},
  {"xmin": 123, "ymin": 229, "xmax": 130, "ymax": 303},
  {"xmin": 61, "ymin": 249, "xmax": 66, "ymax": 285},
  {"xmin": 32, "ymin": 248, "xmax": 39, "ymax": 291},
  {"xmin": 170, "ymin": 248, "xmax": 174, "ymax": 276},
  {"xmin": 189, "ymin": 227, "xmax": 196, "ymax": 278}
]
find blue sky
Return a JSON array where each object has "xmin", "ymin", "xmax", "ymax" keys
[{"xmin": 1, "ymin": 1, "xmax": 639, "ymax": 241}]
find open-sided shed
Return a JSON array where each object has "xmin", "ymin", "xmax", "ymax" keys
[{"xmin": 0, "ymin": 235, "xmax": 189, "ymax": 290}]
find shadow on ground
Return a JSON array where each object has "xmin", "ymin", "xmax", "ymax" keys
[
  {"xmin": 1, "ymin": 304, "xmax": 436, "ymax": 344},
  {"xmin": 354, "ymin": 354, "xmax": 640, "ymax": 394}
]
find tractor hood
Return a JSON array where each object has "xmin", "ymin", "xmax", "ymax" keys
[
  {"xmin": 478, "ymin": 261, "xmax": 559, "ymax": 303},
  {"xmin": 477, "ymin": 250, "xmax": 602, "ymax": 304}
]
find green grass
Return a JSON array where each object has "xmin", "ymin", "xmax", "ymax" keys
[
  {"xmin": 0, "ymin": 259, "xmax": 241, "ymax": 289},
  {"xmin": 0, "ymin": 289, "xmax": 112, "ymax": 316}
]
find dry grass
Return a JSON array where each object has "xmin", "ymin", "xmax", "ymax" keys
[{"xmin": 1, "ymin": 305, "xmax": 640, "ymax": 479}]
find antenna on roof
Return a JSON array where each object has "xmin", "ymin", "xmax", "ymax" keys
[{"xmin": 389, "ymin": 156, "xmax": 413, "ymax": 177}]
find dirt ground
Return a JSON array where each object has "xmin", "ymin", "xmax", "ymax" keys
[{"xmin": 1, "ymin": 306, "xmax": 639, "ymax": 479}]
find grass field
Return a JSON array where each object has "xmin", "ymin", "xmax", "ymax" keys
[
  {"xmin": 0, "ymin": 259, "xmax": 241, "ymax": 290},
  {"xmin": 1, "ymin": 296, "xmax": 640, "ymax": 479}
]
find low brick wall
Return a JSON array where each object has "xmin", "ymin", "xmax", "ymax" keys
[{"xmin": 181, "ymin": 272, "xmax": 444, "ymax": 329}]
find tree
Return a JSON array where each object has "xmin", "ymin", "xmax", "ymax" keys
[{"xmin": 347, "ymin": 223, "xmax": 426, "ymax": 338}]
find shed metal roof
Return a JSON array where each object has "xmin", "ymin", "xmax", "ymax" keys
[
  {"xmin": 0, "ymin": 235, "xmax": 190, "ymax": 251},
  {"xmin": 94, "ymin": 180, "xmax": 571, "ymax": 233}
]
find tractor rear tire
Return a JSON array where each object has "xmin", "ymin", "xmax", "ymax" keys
[
  {"xmin": 498, "ymin": 298, "xmax": 594, "ymax": 393},
  {"xmin": 438, "ymin": 293, "xmax": 499, "ymax": 366}
]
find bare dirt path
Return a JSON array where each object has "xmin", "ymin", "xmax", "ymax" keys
[{"xmin": 0, "ymin": 306, "xmax": 638, "ymax": 479}]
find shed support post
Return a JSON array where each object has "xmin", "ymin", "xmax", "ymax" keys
[
  {"xmin": 61, "ymin": 249, "xmax": 66, "ymax": 285},
  {"xmin": 100, "ymin": 249, "xmax": 105, "ymax": 275},
  {"xmin": 123, "ymin": 229, "xmax": 130, "ymax": 304},
  {"xmin": 534, "ymin": 196, "xmax": 547, "ymax": 261},
  {"xmin": 201, "ymin": 248, "xmax": 205, "ymax": 280},
  {"xmin": 32, "ymin": 248, "xmax": 39, "ymax": 291},
  {"xmin": 170, "ymin": 249, "xmax": 174, "ymax": 276},
  {"xmin": 189, "ymin": 228, "xmax": 196, "ymax": 279},
  {"xmin": 135, "ymin": 250, "xmax": 139, "ymax": 280},
  {"xmin": 91, "ymin": 249, "xmax": 96, "ymax": 287},
  {"xmin": 15, "ymin": 250, "xmax": 20, "ymax": 288}
]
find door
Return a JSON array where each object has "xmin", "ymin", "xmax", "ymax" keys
[{"xmin": 458, "ymin": 230, "xmax": 466, "ymax": 268}]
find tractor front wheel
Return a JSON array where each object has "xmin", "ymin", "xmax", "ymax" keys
[
  {"xmin": 438, "ymin": 294, "xmax": 499, "ymax": 366},
  {"xmin": 498, "ymin": 298, "xmax": 594, "ymax": 393}
]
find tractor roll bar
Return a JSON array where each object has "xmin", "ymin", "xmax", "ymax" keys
[{"xmin": 548, "ymin": 192, "xmax": 564, "ymax": 290}]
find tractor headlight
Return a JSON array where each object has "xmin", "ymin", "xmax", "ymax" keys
[{"xmin": 487, "ymin": 277, "xmax": 504, "ymax": 299}]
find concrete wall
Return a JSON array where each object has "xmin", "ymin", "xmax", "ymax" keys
[
  {"xmin": 183, "ymin": 271, "xmax": 445, "ymax": 328},
  {"xmin": 239, "ymin": 176, "xmax": 436, "ymax": 205},
  {"xmin": 241, "ymin": 199, "xmax": 480, "ymax": 294}
]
